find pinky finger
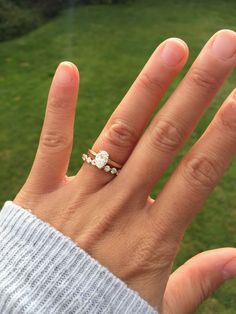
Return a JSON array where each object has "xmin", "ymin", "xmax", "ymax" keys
[{"xmin": 150, "ymin": 89, "xmax": 236, "ymax": 238}]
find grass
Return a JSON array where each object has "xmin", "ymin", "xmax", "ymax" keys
[{"xmin": 0, "ymin": 0, "xmax": 236, "ymax": 312}]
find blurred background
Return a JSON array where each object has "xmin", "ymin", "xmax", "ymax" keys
[{"xmin": 0, "ymin": 0, "xmax": 236, "ymax": 312}]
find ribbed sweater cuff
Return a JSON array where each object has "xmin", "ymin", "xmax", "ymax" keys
[{"xmin": 0, "ymin": 201, "xmax": 158, "ymax": 314}]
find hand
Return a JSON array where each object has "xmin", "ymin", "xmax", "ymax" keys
[{"xmin": 14, "ymin": 29, "xmax": 236, "ymax": 313}]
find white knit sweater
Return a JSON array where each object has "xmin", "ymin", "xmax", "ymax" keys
[{"xmin": 0, "ymin": 201, "xmax": 158, "ymax": 314}]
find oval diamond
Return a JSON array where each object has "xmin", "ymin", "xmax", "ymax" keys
[{"xmin": 95, "ymin": 150, "xmax": 109, "ymax": 169}]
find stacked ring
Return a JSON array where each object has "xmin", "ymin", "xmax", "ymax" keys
[{"xmin": 82, "ymin": 150, "xmax": 122, "ymax": 176}]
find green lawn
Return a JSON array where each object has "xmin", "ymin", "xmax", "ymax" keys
[{"xmin": 0, "ymin": 0, "xmax": 236, "ymax": 312}]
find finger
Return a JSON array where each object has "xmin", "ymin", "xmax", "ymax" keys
[
  {"xmin": 118, "ymin": 29, "xmax": 236, "ymax": 196},
  {"xmin": 151, "ymin": 89, "xmax": 236, "ymax": 239},
  {"xmin": 25, "ymin": 62, "xmax": 79, "ymax": 193},
  {"xmin": 78, "ymin": 39, "xmax": 188, "ymax": 186},
  {"xmin": 163, "ymin": 248, "xmax": 236, "ymax": 314}
]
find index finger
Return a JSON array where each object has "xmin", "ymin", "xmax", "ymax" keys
[{"xmin": 25, "ymin": 62, "xmax": 79, "ymax": 193}]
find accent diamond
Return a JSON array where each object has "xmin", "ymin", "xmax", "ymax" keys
[
  {"xmin": 86, "ymin": 157, "xmax": 91, "ymax": 163},
  {"xmin": 111, "ymin": 168, "xmax": 117, "ymax": 175},
  {"xmin": 82, "ymin": 154, "xmax": 87, "ymax": 161},
  {"xmin": 104, "ymin": 165, "xmax": 111, "ymax": 172},
  {"xmin": 95, "ymin": 150, "xmax": 109, "ymax": 169},
  {"xmin": 91, "ymin": 159, "xmax": 96, "ymax": 166}
]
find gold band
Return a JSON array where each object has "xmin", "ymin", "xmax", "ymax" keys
[{"xmin": 88, "ymin": 149, "xmax": 122, "ymax": 169}]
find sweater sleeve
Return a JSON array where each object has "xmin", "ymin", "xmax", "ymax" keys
[{"xmin": 0, "ymin": 201, "xmax": 158, "ymax": 314}]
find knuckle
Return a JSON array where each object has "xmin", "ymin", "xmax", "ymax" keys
[
  {"xmin": 104, "ymin": 119, "xmax": 138, "ymax": 148},
  {"xmin": 130, "ymin": 235, "xmax": 160, "ymax": 272},
  {"xmin": 134, "ymin": 241, "xmax": 175, "ymax": 274},
  {"xmin": 40, "ymin": 131, "xmax": 72, "ymax": 152},
  {"xmin": 198, "ymin": 277, "xmax": 212, "ymax": 302},
  {"xmin": 138, "ymin": 71, "xmax": 165, "ymax": 95},
  {"xmin": 149, "ymin": 119, "xmax": 184, "ymax": 153},
  {"xmin": 185, "ymin": 262, "xmax": 212, "ymax": 302},
  {"xmin": 48, "ymin": 96, "xmax": 71, "ymax": 113},
  {"xmin": 182, "ymin": 155, "xmax": 220, "ymax": 190},
  {"xmin": 188, "ymin": 67, "xmax": 218, "ymax": 91},
  {"xmin": 130, "ymin": 221, "xmax": 178, "ymax": 274}
]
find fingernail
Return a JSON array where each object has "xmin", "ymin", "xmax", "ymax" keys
[
  {"xmin": 222, "ymin": 258, "xmax": 236, "ymax": 280},
  {"xmin": 161, "ymin": 39, "xmax": 186, "ymax": 66},
  {"xmin": 55, "ymin": 61, "xmax": 77, "ymax": 86},
  {"xmin": 212, "ymin": 31, "xmax": 236, "ymax": 59}
]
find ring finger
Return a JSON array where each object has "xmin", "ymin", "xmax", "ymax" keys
[{"xmin": 77, "ymin": 38, "xmax": 188, "ymax": 186}]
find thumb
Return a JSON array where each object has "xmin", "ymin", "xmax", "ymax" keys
[{"xmin": 162, "ymin": 248, "xmax": 236, "ymax": 314}]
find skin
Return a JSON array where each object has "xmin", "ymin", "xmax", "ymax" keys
[{"xmin": 13, "ymin": 29, "xmax": 236, "ymax": 313}]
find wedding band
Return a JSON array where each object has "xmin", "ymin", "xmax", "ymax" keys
[{"xmin": 82, "ymin": 149, "xmax": 122, "ymax": 176}]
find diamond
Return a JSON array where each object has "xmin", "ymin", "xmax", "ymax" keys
[
  {"xmin": 86, "ymin": 157, "xmax": 91, "ymax": 163},
  {"xmin": 104, "ymin": 165, "xmax": 111, "ymax": 172},
  {"xmin": 111, "ymin": 168, "xmax": 117, "ymax": 175},
  {"xmin": 82, "ymin": 154, "xmax": 87, "ymax": 161},
  {"xmin": 95, "ymin": 150, "xmax": 109, "ymax": 169},
  {"xmin": 91, "ymin": 159, "xmax": 96, "ymax": 166}
]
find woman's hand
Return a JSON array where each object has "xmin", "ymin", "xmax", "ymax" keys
[{"xmin": 14, "ymin": 29, "xmax": 236, "ymax": 313}]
